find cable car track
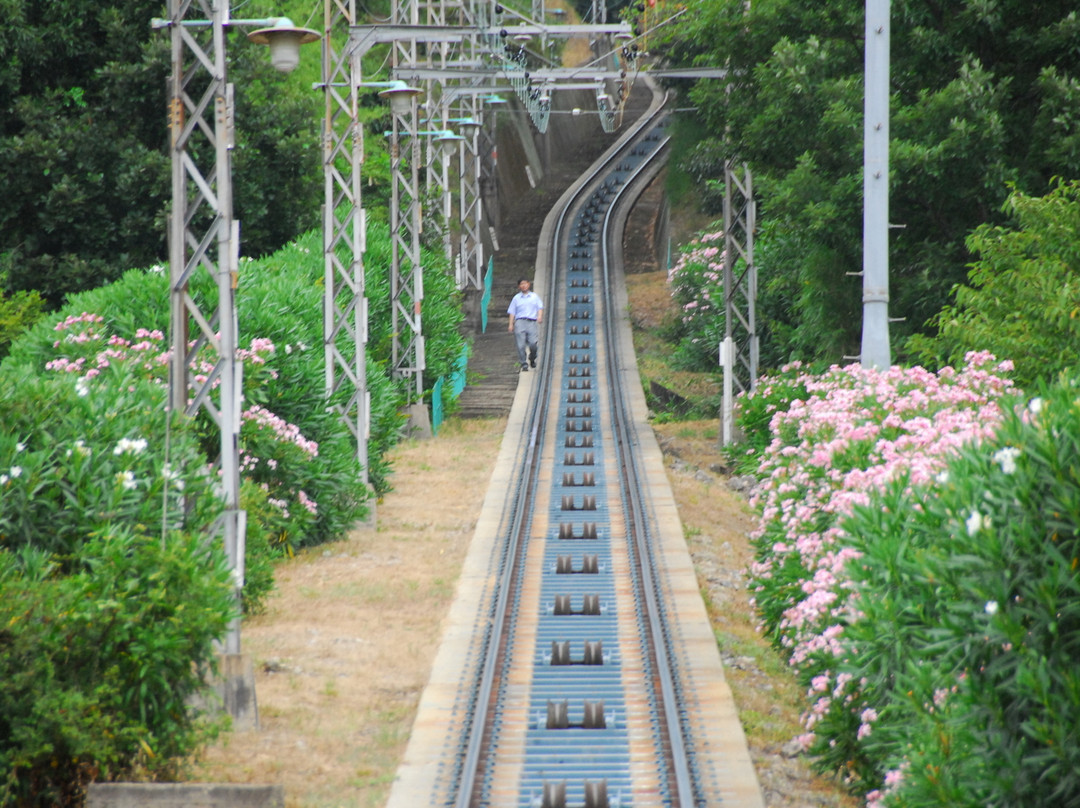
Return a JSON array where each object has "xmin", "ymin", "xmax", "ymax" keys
[{"xmin": 386, "ymin": 79, "xmax": 764, "ymax": 808}]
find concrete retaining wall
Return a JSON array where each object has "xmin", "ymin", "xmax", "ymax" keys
[{"xmin": 86, "ymin": 783, "xmax": 284, "ymax": 808}]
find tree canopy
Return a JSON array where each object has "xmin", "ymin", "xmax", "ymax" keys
[
  {"xmin": 655, "ymin": 0, "xmax": 1080, "ymax": 368},
  {"xmin": 0, "ymin": 0, "xmax": 324, "ymax": 308}
]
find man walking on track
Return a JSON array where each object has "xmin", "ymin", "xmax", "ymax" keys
[{"xmin": 507, "ymin": 278, "xmax": 543, "ymax": 372}]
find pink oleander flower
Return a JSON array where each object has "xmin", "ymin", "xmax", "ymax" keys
[{"xmin": 745, "ymin": 354, "xmax": 1017, "ymax": 758}]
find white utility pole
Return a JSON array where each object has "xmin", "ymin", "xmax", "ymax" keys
[{"xmin": 861, "ymin": 0, "xmax": 891, "ymax": 369}]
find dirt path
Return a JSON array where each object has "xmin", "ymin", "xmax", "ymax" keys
[{"xmin": 190, "ymin": 418, "xmax": 504, "ymax": 808}]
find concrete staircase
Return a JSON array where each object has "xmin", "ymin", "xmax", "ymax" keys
[
  {"xmin": 454, "ymin": 328, "xmax": 522, "ymax": 418},
  {"xmin": 451, "ymin": 84, "xmax": 654, "ymax": 420}
]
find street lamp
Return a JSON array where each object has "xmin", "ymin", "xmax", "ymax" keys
[
  {"xmin": 452, "ymin": 117, "xmax": 482, "ymax": 135},
  {"xmin": 160, "ymin": 4, "xmax": 318, "ymax": 719},
  {"xmin": 385, "ymin": 128, "xmax": 465, "ymax": 158},
  {"xmin": 376, "ymin": 80, "xmax": 424, "ymax": 114},
  {"xmin": 152, "ymin": 15, "xmax": 319, "ymax": 75},
  {"xmin": 247, "ymin": 18, "xmax": 320, "ymax": 73}
]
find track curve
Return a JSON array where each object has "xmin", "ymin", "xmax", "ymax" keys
[{"xmin": 386, "ymin": 78, "xmax": 766, "ymax": 808}]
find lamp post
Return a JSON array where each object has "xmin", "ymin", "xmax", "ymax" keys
[
  {"xmin": 160, "ymin": 3, "xmax": 316, "ymax": 686},
  {"xmin": 321, "ymin": 0, "xmax": 372, "ymax": 510}
]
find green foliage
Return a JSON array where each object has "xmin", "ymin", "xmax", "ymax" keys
[
  {"xmin": 0, "ymin": 211, "xmax": 469, "ymax": 796},
  {"xmin": 911, "ymin": 178, "xmax": 1080, "ymax": 389},
  {"xmin": 0, "ymin": 530, "xmax": 234, "ymax": 806},
  {"xmin": 829, "ymin": 377, "xmax": 1080, "ymax": 805},
  {"xmin": 0, "ymin": 367, "xmax": 220, "ymax": 563},
  {"xmin": 655, "ymin": 0, "xmax": 1080, "ymax": 368},
  {"xmin": 0, "ymin": 289, "xmax": 45, "ymax": 360},
  {"xmin": 0, "ymin": 1, "xmax": 320, "ymax": 308}
]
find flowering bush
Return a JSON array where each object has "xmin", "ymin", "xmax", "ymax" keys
[
  {"xmin": 0, "ymin": 367, "xmax": 220, "ymax": 561},
  {"xmin": 0, "ymin": 528, "xmax": 234, "ymax": 805},
  {"xmin": 747, "ymin": 352, "xmax": 1015, "ymax": 654},
  {"xmin": 0, "ymin": 370, "xmax": 235, "ymax": 803},
  {"xmin": 0, "ymin": 223, "xmax": 466, "ymax": 794},
  {"xmin": 834, "ymin": 376, "xmax": 1080, "ymax": 806},
  {"xmin": 666, "ymin": 227, "xmax": 727, "ymax": 371},
  {"xmin": 737, "ymin": 352, "xmax": 1030, "ymax": 799},
  {"xmin": 38, "ymin": 310, "xmax": 329, "ymax": 555}
]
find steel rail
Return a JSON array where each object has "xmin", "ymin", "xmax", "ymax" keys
[
  {"xmin": 452, "ymin": 93, "xmax": 675, "ymax": 808},
  {"xmin": 597, "ymin": 131, "xmax": 697, "ymax": 807}
]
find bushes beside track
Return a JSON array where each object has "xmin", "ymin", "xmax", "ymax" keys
[
  {"xmin": 736, "ymin": 357, "xmax": 1080, "ymax": 806},
  {"xmin": 0, "ymin": 224, "xmax": 465, "ymax": 802}
]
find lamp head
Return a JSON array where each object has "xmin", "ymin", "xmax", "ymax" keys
[
  {"xmin": 247, "ymin": 18, "xmax": 320, "ymax": 73},
  {"xmin": 433, "ymin": 130, "xmax": 464, "ymax": 157},
  {"xmin": 379, "ymin": 81, "xmax": 423, "ymax": 115},
  {"xmin": 456, "ymin": 117, "xmax": 482, "ymax": 135}
]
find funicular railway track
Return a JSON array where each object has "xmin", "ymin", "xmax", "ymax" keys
[
  {"xmin": 387, "ymin": 81, "xmax": 765, "ymax": 808},
  {"xmin": 459, "ymin": 96, "xmax": 683, "ymax": 808}
]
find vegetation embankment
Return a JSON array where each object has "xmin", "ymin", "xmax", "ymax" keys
[
  {"xmin": 647, "ymin": 9, "xmax": 1080, "ymax": 796},
  {"xmin": 643, "ymin": 173, "xmax": 1080, "ymax": 806},
  {"xmin": 0, "ymin": 223, "xmax": 465, "ymax": 804}
]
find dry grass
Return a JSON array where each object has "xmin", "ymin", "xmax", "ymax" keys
[
  {"xmin": 627, "ymin": 270, "xmax": 722, "ymax": 407},
  {"xmin": 189, "ymin": 418, "xmax": 505, "ymax": 808}
]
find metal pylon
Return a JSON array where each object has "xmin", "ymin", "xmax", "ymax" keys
[
  {"xmin": 721, "ymin": 160, "xmax": 758, "ymax": 445},
  {"xmin": 390, "ymin": 0, "xmax": 425, "ymax": 399},
  {"xmin": 452, "ymin": 0, "xmax": 486, "ymax": 291},
  {"xmin": 166, "ymin": 0, "xmax": 244, "ymax": 652},
  {"xmin": 457, "ymin": 90, "xmax": 484, "ymax": 290},
  {"xmin": 322, "ymin": 0, "xmax": 369, "ymax": 490}
]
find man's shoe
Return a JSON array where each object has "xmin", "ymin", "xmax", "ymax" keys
[
  {"xmin": 530, "ymin": 357, "xmax": 537, "ymax": 368},
  {"xmin": 521, "ymin": 363, "xmax": 529, "ymax": 372}
]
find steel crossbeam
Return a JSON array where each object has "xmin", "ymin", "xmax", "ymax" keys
[{"xmin": 345, "ymin": 5, "xmax": 646, "ymax": 411}]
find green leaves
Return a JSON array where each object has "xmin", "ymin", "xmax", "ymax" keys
[
  {"xmin": 0, "ymin": 528, "xmax": 233, "ymax": 804},
  {"xmin": 913, "ymin": 179, "xmax": 1080, "ymax": 387},
  {"xmin": 656, "ymin": 0, "xmax": 1080, "ymax": 369},
  {"xmin": 828, "ymin": 376, "xmax": 1080, "ymax": 804}
]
